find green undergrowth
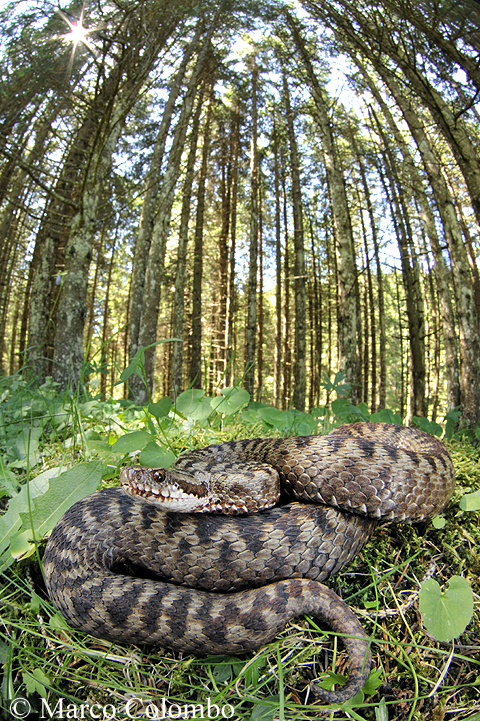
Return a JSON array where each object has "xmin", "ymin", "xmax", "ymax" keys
[{"xmin": 0, "ymin": 368, "xmax": 479, "ymax": 720}]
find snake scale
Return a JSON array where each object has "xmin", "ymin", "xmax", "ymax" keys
[{"xmin": 43, "ymin": 422, "xmax": 455, "ymax": 704}]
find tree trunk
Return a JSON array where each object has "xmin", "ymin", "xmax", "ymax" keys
[
  {"xmin": 244, "ymin": 58, "xmax": 259, "ymax": 397},
  {"xmin": 189, "ymin": 86, "xmax": 214, "ymax": 390},
  {"xmin": 225, "ymin": 105, "xmax": 241, "ymax": 387},
  {"xmin": 128, "ymin": 41, "xmax": 197, "ymax": 376},
  {"xmin": 135, "ymin": 42, "xmax": 215, "ymax": 402},
  {"xmin": 283, "ymin": 71, "xmax": 306, "ymax": 411},
  {"xmin": 286, "ymin": 12, "xmax": 360, "ymax": 401},
  {"xmin": 170, "ymin": 90, "xmax": 204, "ymax": 397},
  {"xmin": 273, "ymin": 114, "xmax": 283, "ymax": 408}
]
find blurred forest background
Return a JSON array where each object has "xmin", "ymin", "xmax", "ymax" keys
[{"xmin": 2, "ymin": 0, "xmax": 480, "ymax": 427}]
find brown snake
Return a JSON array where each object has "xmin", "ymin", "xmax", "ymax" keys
[{"xmin": 43, "ymin": 422, "xmax": 455, "ymax": 704}]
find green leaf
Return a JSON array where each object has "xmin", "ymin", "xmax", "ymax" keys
[
  {"xmin": 459, "ymin": 489, "xmax": 480, "ymax": 512},
  {"xmin": 0, "ymin": 467, "xmax": 62, "ymax": 557},
  {"xmin": 174, "ymin": 389, "xmax": 213, "ymax": 421},
  {"xmin": 118, "ymin": 347, "xmax": 144, "ymax": 382},
  {"xmin": 419, "ymin": 576, "xmax": 474, "ymax": 642},
  {"xmin": 174, "ymin": 388, "xmax": 206, "ymax": 415},
  {"xmin": 111, "ymin": 430, "xmax": 153, "ymax": 453},
  {"xmin": 138, "ymin": 442, "xmax": 176, "ymax": 468},
  {"xmin": 0, "ymin": 468, "xmax": 19, "ymax": 498},
  {"xmin": 432, "ymin": 515, "xmax": 446, "ymax": 529},
  {"xmin": 363, "ymin": 668, "xmax": 384, "ymax": 696},
  {"xmin": 23, "ymin": 668, "xmax": 49, "ymax": 698},
  {"xmin": 117, "ymin": 340, "xmax": 182, "ymax": 384},
  {"xmin": 10, "ymin": 530, "xmax": 37, "ymax": 560},
  {"xmin": 369, "ymin": 408, "xmax": 402, "ymax": 425},
  {"xmin": 7, "ymin": 426, "xmax": 42, "ymax": 468},
  {"xmin": 257, "ymin": 406, "xmax": 288, "ymax": 428},
  {"xmin": 412, "ymin": 416, "xmax": 443, "ymax": 437},
  {"xmin": 250, "ymin": 696, "xmax": 280, "ymax": 721},
  {"xmin": 18, "ymin": 461, "xmax": 103, "ymax": 543},
  {"xmin": 210, "ymin": 387, "xmax": 250, "ymax": 416},
  {"xmin": 374, "ymin": 697, "xmax": 389, "ymax": 721},
  {"xmin": 148, "ymin": 397, "xmax": 172, "ymax": 419}
]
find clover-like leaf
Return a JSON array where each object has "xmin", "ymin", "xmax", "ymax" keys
[
  {"xmin": 111, "ymin": 431, "xmax": 152, "ymax": 453},
  {"xmin": 419, "ymin": 576, "xmax": 474, "ymax": 642},
  {"xmin": 459, "ymin": 489, "xmax": 480, "ymax": 512},
  {"xmin": 138, "ymin": 441, "xmax": 175, "ymax": 468}
]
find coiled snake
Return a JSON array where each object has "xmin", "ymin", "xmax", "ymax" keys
[{"xmin": 43, "ymin": 422, "xmax": 455, "ymax": 704}]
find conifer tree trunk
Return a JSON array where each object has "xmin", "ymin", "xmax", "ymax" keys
[
  {"xmin": 135, "ymin": 45, "xmax": 215, "ymax": 402},
  {"xmin": 273, "ymin": 114, "xmax": 283, "ymax": 407},
  {"xmin": 128, "ymin": 41, "xmax": 197, "ymax": 376},
  {"xmin": 281, "ymin": 156, "xmax": 292, "ymax": 409},
  {"xmin": 25, "ymin": 118, "xmax": 92, "ymax": 379},
  {"xmin": 216, "ymin": 111, "xmax": 235, "ymax": 386},
  {"xmin": 283, "ymin": 71, "xmax": 306, "ymax": 411},
  {"xmin": 286, "ymin": 12, "xmax": 360, "ymax": 401},
  {"xmin": 377, "ymin": 154, "xmax": 426, "ymax": 419},
  {"xmin": 379, "ymin": 69, "xmax": 476, "ymax": 422},
  {"xmin": 189, "ymin": 87, "xmax": 214, "ymax": 390},
  {"xmin": 170, "ymin": 92, "xmax": 204, "ymax": 397},
  {"xmin": 244, "ymin": 58, "xmax": 259, "ymax": 397},
  {"xmin": 49, "ymin": 7, "xmax": 185, "ymax": 389},
  {"xmin": 256, "ymin": 180, "xmax": 264, "ymax": 401},
  {"xmin": 352, "ymin": 139, "xmax": 385, "ymax": 411},
  {"xmin": 225, "ymin": 106, "xmax": 240, "ymax": 387}
]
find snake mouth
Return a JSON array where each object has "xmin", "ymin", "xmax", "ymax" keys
[{"xmin": 120, "ymin": 467, "xmax": 215, "ymax": 512}]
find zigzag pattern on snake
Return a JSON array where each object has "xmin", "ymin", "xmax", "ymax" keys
[{"xmin": 43, "ymin": 422, "xmax": 455, "ymax": 704}]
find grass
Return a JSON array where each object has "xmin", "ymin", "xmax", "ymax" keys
[{"xmin": 0, "ymin": 372, "xmax": 479, "ymax": 720}]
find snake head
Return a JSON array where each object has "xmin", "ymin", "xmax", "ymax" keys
[{"xmin": 119, "ymin": 464, "xmax": 281, "ymax": 514}]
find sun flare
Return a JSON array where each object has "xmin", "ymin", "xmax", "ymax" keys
[{"xmin": 57, "ymin": 7, "xmax": 98, "ymax": 55}]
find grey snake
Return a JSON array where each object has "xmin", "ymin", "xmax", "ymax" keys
[{"xmin": 43, "ymin": 422, "xmax": 455, "ymax": 704}]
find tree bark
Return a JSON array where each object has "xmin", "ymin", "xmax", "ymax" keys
[
  {"xmin": 286, "ymin": 12, "xmax": 360, "ymax": 401},
  {"xmin": 189, "ymin": 85, "xmax": 214, "ymax": 390},
  {"xmin": 244, "ymin": 57, "xmax": 259, "ymax": 397},
  {"xmin": 283, "ymin": 70, "xmax": 306, "ymax": 411},
  {"xmin": 128, "ymin": 38, "xmax": 198, "ymax": 373},
  {"xmin": 170, "ymin": 90, "xmax": 204, "ymax": 397}
]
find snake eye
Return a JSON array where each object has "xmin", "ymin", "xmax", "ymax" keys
[{"xmin": 153, "ymin": 470, "xmax": 164, "ymax": 482}]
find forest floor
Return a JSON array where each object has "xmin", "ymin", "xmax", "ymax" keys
[{"xmin": 0, "ymin": 373, "xmax": 479, "ymax": 721}]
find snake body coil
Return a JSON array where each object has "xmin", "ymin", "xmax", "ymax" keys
[{"xmin": 43, "ymin": 422, "xmax": 455, "ymax": 704}]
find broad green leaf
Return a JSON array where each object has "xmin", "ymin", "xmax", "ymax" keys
[
  {"xmin": 310, "ymin": 405, "xmax": 328, "ymax": 419},
  {"xmin": 0, "ymin": 467, "xmax": 62, "ymax": 556},
  {"xmin": 174, "ymin": 388, "xmax": 207, "ymax": 416},
  {"xmin": 412, "ymin": 416, "xmax": 443, "ymax": 437},
  {"xmin": 10, "ymin": 530, "xmax": 37, "ymax": 560},
  {"xmin": 18, "ymin": 461, "xmax": 103, "ymax": 541},
  {"xmin": 0, "ymin": 468, "xmax": 19, "ymax": 497},
  {"xmin": 283, "ymin": 410, "xmax": 318, "ymax": 435},
  {"xmin": 138, "ymin": 442, "xmax": 176, "ymax": 468},
  {"xmin": 148, "ymin": 397, "xmax": 172, "ymax": 419},
  {"xmin": 370, "ymin": 409, "xmax": 402, "ymax": 425},
  {"xmin": 210, "ymin": 387, "xmax": 250, "ymax": 416},
  {"xmin": 432, "ymin": 515, "xmax": 446, "ymax": 529},
  {"xmin": 459, "ymin": 489, "xmax": 480, "ymax": 512},
  {"xmin": 7, "ymin": 426, "xmax": 42, "ymax": 468},
  {"xmin": 257, "ymin": 406, "xmax": 288, "ymax": 428},
  {"xmin": 419, "ymin": 576, "xmax": 474, "ymax": 642},
  {"xmin": 111, "ymin": 430, "xmax": 152, "ymax": 453}
]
